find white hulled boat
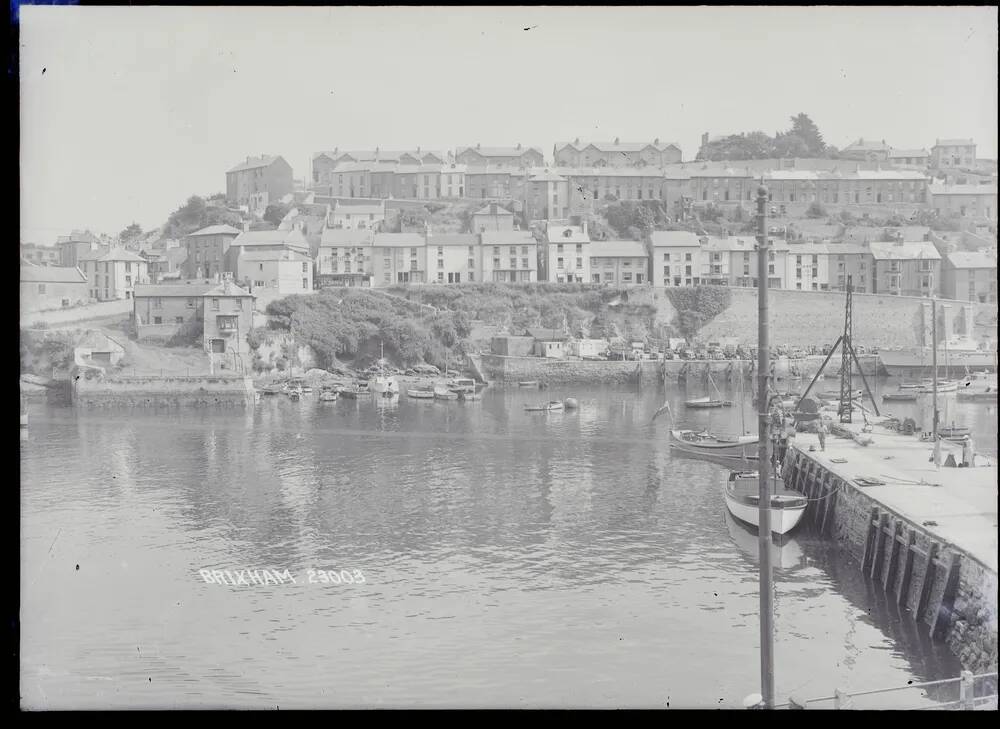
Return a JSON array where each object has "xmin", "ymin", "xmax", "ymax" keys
[
  {"xmin": 724, "ymin": 471, "xmax": 807, "ymax": 536},
  {"xmin": 670, "ymin": 429, "xmax": 758, "ymax": 459}
]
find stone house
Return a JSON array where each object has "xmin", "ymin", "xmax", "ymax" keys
[
  {"xmin": 226, "ymin": 155, "xmax": 294, "ymax": 214},
  {"xmin": 20, "ymin": 263, "xmax": 89, "ymax": 313}
]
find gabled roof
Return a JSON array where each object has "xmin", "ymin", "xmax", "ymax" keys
[
  {"xmin": 650, "ymin": 231, "xmax": 701, "ymax": 248},
  {"xmin": 237, "ymin": 249, "xmax": 312, "ymax": 263},
  {"xmin": 556, "ymin": 140, "xmax": 681, "ymax": 153},
  {"xmin": 457, "ymin": 146, "xmax": 544, "ymax": 158},
  {"xmin": 934, "ymin": 139, "xmax": 975, "ymax": 148},
  {"xmin": 320, "ymin": 228, "xmax": 375, "ymax": 247},
  {"xmin": 945, "ymin": 251, "xmax": 996, "ymax": 269},
  {"xmin": 187, "ymin": 224, "xmax": 242, "ymax": 238},
  {"xmin": 203, "ymin": 281, "xmax": 253, "ymax": 298},
  {"xmin": 888, "ymin": 148, "xmax": 930, "ymax": 158},
  {"xmin": 227, "ymin": 155, "xmax": 284, "ymax": 173},
  {"xmin": 529, "ymin": 170, "xmax": 567, "ymax": 182},
  {"xmin": 843, "ymin": 139, "xmax": 891, "ymax": 152},
  {"xmin": 20, "ymin": 265, "xmax": 87, "ymax": 283},
  {"xmin": 134, "ymin": 282, "xmax": 216, "ymax": 298},
  {"xmin": 869, "ymin": 241, "xmax": 941, "ymax": 261},
  {"xmin": 786, "ymin": 242, "xmax": 830, "ymax": 256},
  {"xmin": 590, "ymin": 240, "xmax": 648, "ymax": 258},
  {"xmin": 373, "ymin": 233, "xmax": 426, "ymax": 248},
  {"xmin": 82, "ymin": 248, "xmax": 146, "ymax": 262},
  {"xmin": 231, "ymin": 229, "xmax": 309, "ymax": 249}
]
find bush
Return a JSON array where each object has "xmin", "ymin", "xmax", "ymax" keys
[
  {"xmin": 664, "ymin": 285, "xmax": 732, "ymax": 339},
  {"xmin": 167, "ymin": 316, "xmax": 203, "ymax": 347},
  {"xmin": 806, "ymin": 202, "xmax": 827, "ymax": 219}
]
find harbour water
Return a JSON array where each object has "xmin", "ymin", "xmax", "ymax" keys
[{"xmin": 20, "ymin": 380, "xmax": 995, "ymax": 708}]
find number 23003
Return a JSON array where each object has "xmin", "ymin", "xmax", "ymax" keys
[{"xmin": 307, "ymin": 569, "xmax": 366, "ymax": 585}]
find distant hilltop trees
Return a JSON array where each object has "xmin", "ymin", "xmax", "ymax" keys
[{"xmin": 697, "ymin": 113, "xmax": 834, "ymax": 162}]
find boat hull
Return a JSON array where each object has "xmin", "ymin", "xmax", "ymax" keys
[
  {"xmin": 725, "ymin": 494, "xmax": 807, "ymax": 536},
  {"xmin": 879, "ymin": 347, "xmax": 997, "ymax": 377},
  {"xmin": 670, "ymin": 430, "xmax": 758, "ymax": 459},
  {"xmin": 407, "ymin": 390, "xmax": 434, "ymax": 399}
]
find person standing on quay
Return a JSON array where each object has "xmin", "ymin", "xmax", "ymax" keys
[{"xmin": 817, "ymin": 418, "xmax": 828, "ymax": 452}]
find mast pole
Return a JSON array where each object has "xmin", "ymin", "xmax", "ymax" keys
[
  {"xmin": 755, "ymin": 183, "xmax": 775, "ymax": 707},
  {"xmin": 932, "ymin": 299, "xmax": 940, "ymax": 467}
]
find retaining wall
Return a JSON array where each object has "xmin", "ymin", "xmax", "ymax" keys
[
  {"xmin": 73, "ymin": 372, "xmax": 256, "ymax": 407},
  {"xmin": 479, "ymin": 354, "xmax": 659, "ymax": 384},
  {"xmin": 784, "ymin": 448, "xmax": 998, "ymax": 675}
]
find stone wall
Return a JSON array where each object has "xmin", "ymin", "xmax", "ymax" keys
[
  {"xmin": 787, "ymin": 448, "xmax": 998, "ymax": 675},
  {"xmin": 73, "ymin": 371, "xmax": 256, "ymax": 407},
  {"xmin": 479, "ymin": 354, "xmax": 660, "ymax": 384},
  {"xmin": 694, "ymin": 288, "xmax": 975, "ymax": 349}
]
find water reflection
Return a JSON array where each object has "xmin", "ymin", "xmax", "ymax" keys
[{"xmin": 19, "ymin": 382, "xmax": 971, "ymax": 708}]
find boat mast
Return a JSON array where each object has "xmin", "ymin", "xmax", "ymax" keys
[
  {"xmin": 755, "ymin": 183, "xmax": 775, "ymax": 707},
  {"xmin": 932, "ymin": 298, "xmax": 940, "ymax": 467}
]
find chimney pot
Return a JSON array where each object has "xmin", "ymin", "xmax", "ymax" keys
[
  {"xmin": 614, "ymin": 137, "xmax": 620, "ymax": 145},
  {"xmin": 476, "ymin": 143, "xmax": 481, "ymax": 150}
]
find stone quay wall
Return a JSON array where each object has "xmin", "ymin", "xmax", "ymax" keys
[
  {"xmin": 784, "ymin": 448, "xmax": 998, "ymax": 675},
  {"xmin": 73, "ymin": 372, "xmax": 256, "ymax": 407},
  {"xmin": 479, "ymin": 354, "xmax": 660, "ymax": 384}
]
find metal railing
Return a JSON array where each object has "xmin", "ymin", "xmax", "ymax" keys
[{"xmin": 770, "ymin": 671, "xmax": 998, "ymax": 710}]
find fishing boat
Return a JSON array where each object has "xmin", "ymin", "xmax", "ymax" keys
[
  {"xmin": 448, "ymin": 377, "xmax": 477, "ymax": 393},
  {"xmin": 339, "ymin": 382, "xmax": 367, "ymax": 399},
  {"xmin": 724, "ymin": 471, "xmax": 807, "ymax": 536},
  {"xmin": 370, "ymin": 342, "xmax": 400, "ymax": 396},
  {"xmin": 318, "ymin": 387, "xmax": 339, "ymax": 402},
  {"xmin": 433, "ymin": 384, "xmax": 459, "ymax": 400},
  {"xmin": 260, "ymin": 383, "xmax": 284, "ymax": 396},
  {"xmin": 882, "ymin": 389, "xmax": 918, "ymax": 402},
  {"xmin": 287, "ymin": 388, "xmax": 301, "ymax": 401},
  {"xmin": 518, "ymin": 380, "xmax": 540, "ymax": 387},
  {"xmin": 684, "ymin": 371, "xmax": 732, "ymax": 408},
  {"xmin": 670, "ymin": 429, "xmax": 758, "ymax": 459},
  {"xmin": 525, "ymin": 401, "xmax": 563, "ymax": 412},
  {"xmin": 939, "ymin": 424, "xmax": 971, "ymax": 440},
  {"xmin": 921, "ymin": 380, "xmax": 958, "ymax": 393},
  {"xmin": 407, "ymin": 388, "xmax": 435, "ymax": 399},
  {"xmin": 958, "ymin": 371, "xmax": 997, "ymax": 401}
]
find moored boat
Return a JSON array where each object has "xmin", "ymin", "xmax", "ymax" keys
[
  {"xmin": 525, "ymin": 401, "xmax": 563, "ymax": 412},
  {"xmin": 669, "ymin": 429, "xmax": 758, "ymax": 459},
  {"xmin": 724, "ymin": 471, "xmax": 807, "ymax": 536},
  {"xmin": 684, "ymin": 396, "xmax": 731, "ymax": 409},
  {"xmin": 407, "ymin": 388, "xmax": 435, "ymax": 399},
  {"xmin": 958, "ymin": 371, "xmax": 997, "ymax": 400},
  {"xmin": 882, "ymin": 390, "xmax": 918, "ymax": 402},
  {"xmin": 518, "ymin": 380, "xmax": 540, "ymax": 387},
  {"xmin": 433, "ymin": 384, "xmax": 459, "ymax": 400},
  {"xmin": 318, "ymin": 387, "xmax": 339, "ymax": 402}
]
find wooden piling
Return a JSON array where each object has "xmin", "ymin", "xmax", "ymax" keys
[
  {"xmin": 929, "ymin": 551, "xmax": 962, "ymax": 640},
  {"xmin": 869, "ymin": 512, "xmax": 890, "ymax": 581},
  {"xmin": 896, "ymin": 530, "xmax": 917, "ymax": 607},
  {"xmin": 882, "ymin": 520, "xmax": 904, "ymax": 593},
  {"xmin": 914, "ymin": 542, "xmax": 939, "ymax": 623},
  {"xmin": 861, "ymin": 506, "xmax": 880, "ymax": 575},
  {"xmin": 821, "ymin": 478, "xmax": 838, "ymax": 536}
]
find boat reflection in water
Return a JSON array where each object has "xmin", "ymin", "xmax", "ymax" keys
[{"xmin": 724, "ymin": 510, "xmax": 806, "ymax": 571}]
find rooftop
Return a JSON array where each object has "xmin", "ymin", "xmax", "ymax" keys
[
  {"xmin": 473, "ymin": 203, "xmax": 515, "ymax": 217},
  {"xmin": 557, "ymin": 140, "xmax": 681, "ymax": 153},
  {"xmin": 20, "ymin": 265, "xmax": 87, "ymax": 284},
  {"xmin": 868, "ymin": 240, "xmax": 941, "ymax": 261},
  {"xmin": 457, "ymin": 146, "xmax": 543, "ymax": 157},
  {"xmin": 134, "ymin": 282, "xmax": 217, "ymax": 298},
  {"xmin": 187, "ymin": 224, "xmax": 242, "ymax": 238},
  {"xmin": 945, "ymin": 251, "xmax": 997, "ymax": 269},
  {"xmin": 231, "ymin": 229, "xmax": 309, "ymax": 249},
  {"xmin": 373, "ymin": 233, "xmax": 427, "ymax": 248},
  {"xmin": 320, "ymin": 228, "xmax": 375, "ymax": 247},
  {"xmin": 481, "ymin": 231, "xmax": 536, "ymax": 246},
  {"xmin": 650, "ymin": 231, "xmax": 701, "ymax": 248},
  {"xmin": 888, "ymin": 148, "xmax": 930, "ymax": 158},
  {"xmin": 227, "ymin": 155, "xmax": 283, "ymax": 173},
  {"xmin": 545, "ymin": 225, "xmax": 590, "ymax": 244},
  {"xmin": 928, "ymin": 184, "xmax": 998, "ymax": 195},
  {"xmin": 934, "ymin": 139, "xmax": 975, "ymax": 147},
  {"xmin": 427, "ymin": 234, "xmax": 478, "ymax": 246}
]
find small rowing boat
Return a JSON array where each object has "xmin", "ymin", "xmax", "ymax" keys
[
  {"xmin": 684, "ymin": 396, "xmax": 732, "ymax": 409},
  {"xmin": 669, "ymin": 429, "xmax": 758, "ymax": 459},
  {"xmin": 433, "ymin": 384, "xmax": 459, "ymax": 400},
  {"xmin": 407, "ymin": 388, "xmax": 435, "ymax": 399},
  {"xmin": 525, "ymin": 401, "xmax": 563, "ymax": 412},
  {"xmin": 318, "ymin": 388, "xmax": 339, "ymax": 402},
  {"xmin": 518, "ymin": 381, "xmax": 540, "ymax": 387},
  {"xmin": 882, "ymin": 390, "xmax": 918, "ymax": 402},
  {"xmin": 724, "ymin": 471, "xmax": 807, "ymax": 536}
]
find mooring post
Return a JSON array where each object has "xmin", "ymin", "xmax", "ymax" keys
[{"xmin": 960, "ymin": 671, "xmax": 975, "ymax": 710}]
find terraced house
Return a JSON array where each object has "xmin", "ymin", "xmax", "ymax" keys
[
  {"xmin": 480, "ymin": 231, "xmax": 537, "ymax": 283},
  {"xmin": 553, "ymin": 138, "xmax": 682, "ymax": 168},
  {"xmin": 317, "ymin": 228, "xmax": 374, "ymax": 287},
  {"xmin": 225, "ymin": 155, "xmax": 293, "ymax": 214},
  {"xmin": 426, "ymin": 233, "xmax": 479, "ymax": 283},
  {"xmin": 869, "ymin": 240, "xmax": 940, "ymax": 297},
  {"xmin": 371, "ymin": 233, "xmax": 428, "ymax": 285},
  {"xmin": 78, "ymin": 247, "xmax": 148, "ymax": 301},
  {"xmin": 181, "ymin": 224, "xmax": 241, "ymax": 279},
  {"xmin": 227, "ymin": 228, "xmax": 312, "ymax": 295},
  {"xmin": 940, "ymin": 250, "xmax": 997, "ymax": 303},
  {"xmin": 588, "ymin": 240, "xmax": 648, "ymax": 285},
  {"xmin": 931, "ymin": 139, "xmax": 976, "ymax": 169},
  {"xmin": 455, "ymin": 144, "xmax": 544, "ymax": 168},
  {"xmin": 545, "ymin": 223, "xmax": 590, "ymax": 283}
]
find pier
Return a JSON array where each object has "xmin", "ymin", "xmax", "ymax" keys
[{"xmin": 782, "ymin": 421, "xmax": 998, "ymax": 675}]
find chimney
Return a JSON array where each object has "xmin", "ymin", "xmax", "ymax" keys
[
  {"xmin": 582, "ymin": 220, "xmax": 588, "ymax": 237},
  {"xmin": 701, "ymin": 132, "xmax": 709, "ymax": 147},
  {"xmin": 574, "ymin": 137, "xmax": 580, "ymax": 145},
  {"xmin": 246, "ymin": 156, "xmax": 250, "ymax": 164},
  {"xmin": 242, "ymin": 221, "xmax": 249, "ymax": 232},
  {"xmin": 517, "ymin": 143, "xmax": 522, "ymax": 150},
  {"xmin": 614, "ymin": 137, "xmax": 620, "ymax": 145},
  {"xmin": 476, "ymin": 143, "xmax": 481, "ymax": 150},
  {"xmin": 654, "ymin": 137, "xmax": 660, "ymax": 145}
]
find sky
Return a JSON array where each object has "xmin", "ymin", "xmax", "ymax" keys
[{"xmin": 19, "ymin": 5, "xmax": 999, "ymax": 244}]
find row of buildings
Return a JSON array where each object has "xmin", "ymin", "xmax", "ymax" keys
[{"xmin": 306, "ymin": 160, "xmax": 997, "ymax": 223}]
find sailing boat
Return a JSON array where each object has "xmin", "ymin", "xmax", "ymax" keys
[
  {"xmin": 684, "ymin": 370, "xmax": 732, "ymax": 408},
  {"xmin": 669, "ymin": 368, "xmax": 758, "ymax": 460},
  {"xmin": 371, "ymin": 341, "xmax": 400, "ymax": 396}
]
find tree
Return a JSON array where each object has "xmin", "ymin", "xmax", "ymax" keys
[
  {"xmin": 772, "ymin": 132, "xmax": 810, "ymax": 159},
  {"xmin": 119, "ymin": 222, "xmax": 142, "ymax": 245},
  {"xmin": 789, "ymin": 113, "xmax": 825, "ymax": 157},
  {"xmin": 805, "ymin": 202, "xmax": 827, "ymax": 219},
  {"xmin": 263, "ymin": 203, "xmax": 291, "ymax": 227}
]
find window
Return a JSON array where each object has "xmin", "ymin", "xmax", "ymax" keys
[
  {"xmin": 768, "ymin": 264, "xmax": 775, "ymax": 274},
  {"xmin": 796, "ymin": 255, "xmax": 802, "ymax": 264},
  {"xmin": 557, "ymin": 257, "xmax": 564, "ymax": 269},
  {"xmin": 685, "ymin": 253, "xmax": 692, "ymax": 261},
  {"xmin": 468, "ymin": 258, "xmax": 475, "ymax": 269},
  {"xmin": 576, "ymin": 244, "xmax": 582, "ymax": 253},
  {"xmin": 437, "ymin": 259, "xmax": 444, "ymax": 269},
  {"xmin": 468, "ymin": 273, "xmax": 474, "ymax": 282},
  {"xmin": 575, "ymin": 258, "xmax": 583, "ymax": 269},
  {"xmin": 493, "ymin": 256, "xmax": 501, "ymax": 268},
  {"xmin": 811, "ymin": 267, "xmax": 818, "ymax": 278},
  {"xmin": 37, "ymin": 283, "xmax": 46, "ymax": 294},
  {"xmin": 685, "ymin": 265, "xmax": 692, "ymax": 275},
  {"xmin": 411, "ymin": 247, "xmax": 418, "ymax": 257},
  {"xmin": 302, "ymin": 262, "xmax": 308, "ymax": 273},
  {"xmin": 521, "ymin": 258, "xmax": 529, "ymax": 268},
  {"xmin": 235, "ymin": 299, "xmax": 244, "ymax": 311},
  {"xmin": 437, "ymin": 272, "xmax": 444, "ymax": 282},
  {"xmin": 175, "ymin": 316, "xmax": 184, "ymax": 324},
  {"xmin": 556, "ymin": 244, "xmax": 564, "ymax": 254},
  {"xmin": 663, "ymin": 253, "xmax": 670, "ymax": 262},
  {"xmin": 153, "ymin": 316, "xmax": 162, "ymax": 324},
  {"xmin": 437, "ymin": 246, "xmax": 443, "ymax": 255},
  {"xmin": 521, "ymin": 246, "xmax": 528, "ymax": 255},
  {"xmin": 212, "ymin": 298, "xmax": 219, "ymax": 310},
  {"xmin": 510, "ymin": 258, "xmax": 517, "ymax": 269},
  {"xmin": 125, "ymin": 262, "xmax": 131, "ymax": 272},
  {"xmin": 259, "ymin": 263, "xmax": 264, "ymax": 271}
]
